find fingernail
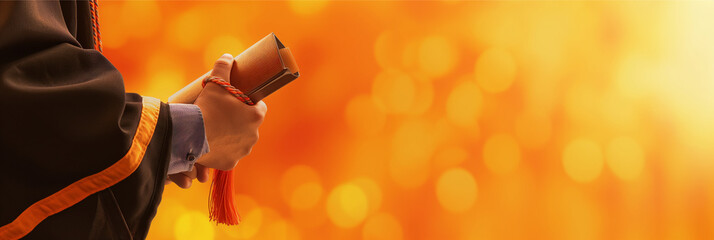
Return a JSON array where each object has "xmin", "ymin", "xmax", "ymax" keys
[{"xmin": 221, "ymin": 53, "xmax": 233, "ymax": 59}]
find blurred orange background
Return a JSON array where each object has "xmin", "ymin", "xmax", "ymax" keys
[{"xmin": 100, "ymin": 1, "xmax": 714, "ymax": 239}]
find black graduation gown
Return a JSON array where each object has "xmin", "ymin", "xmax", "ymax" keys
[{"xmin": 0, "ymin": 1, "xmax": 171, "ymax": 239}]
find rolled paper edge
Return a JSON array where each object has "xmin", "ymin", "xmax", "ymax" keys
[
  {"xmin": 279, "ymin": 47, "xmax": 299, "ymax": 74},
  {"xmin": 168, "ymin": 72, "xmax": 210, "ymax": 104}
]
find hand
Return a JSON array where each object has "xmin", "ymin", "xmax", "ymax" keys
[
  {"xmin": 194, "ymin": 53, "xmax": 268, "ymax": 170},
  {"xmin": 165, "ymin": 164, "xmax": 210, "ymax": 188}
]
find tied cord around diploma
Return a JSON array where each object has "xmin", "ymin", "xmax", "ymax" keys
[{"xmin": 202, "ymin": 76, "xmax": 255, "ymax": 105}]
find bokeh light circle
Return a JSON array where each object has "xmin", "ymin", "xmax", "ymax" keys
[
  {"xmin": 220, "ymin": 195, "xmax": 262, "ymax": 239},
  {"xmin": 374, "ymin": 31, "xmax": 404, "ymax": 69},
  {"xmin": 168, "ymin": 10, "xmax": 208, "ymax": 50},
  {"xmin": 281, "ymin": 165, "xmax": 323, "ymax": 210},
  {"xmin": 262, "ymin": 219, "xmax": 302, "ymax": 240},
  {"xmin": 350, "ymin": 178, "xmax": 383, "ymax": 214},
  {"xmin": 433, "ymin": 146, "xmax": 469, "ymax": 170},
  {"xmin": 436, "ymin": 168, "xmax": 478, "ymax": 213},
  {"xmin": 203, "ymin": 35, "xmax": 245, "ymax": 69},
  {"xmin": 326, "ymin": 184, "xmax": 369, "ymax": 228},
  {"xmin": 562, "ymin": 138, "xmax": 604, "ymax": 183},
  {"xmin": 606, "ymin": 136, "xmax": 645, "ymax": 181},
  {"xmin": 174, "ymin": 211, "xmax": 214, "ymax": 240},
  {"xmin": 389, "ymin": 120, "xmax": 435, "ymax": 188},
  {"xmin": 483, "ymin": 133, "xmax": 521, "ymax": 175},
  {"xmin": 362, "ymin": 213, "xmax": 404, "ymax": 240},
  {"xmin": 146, "ymin": 197, "xmax": 186, "ymax": 240},
  {"xmin": 119, "ymin": 1, "xmax": 160, "ymax": 39},
  {"xmin": 418, "ymin": 35, "xmax": 458, "ymax": 78},
  {"xmin": 407, "ymin": 76, "xmax": 435, "ymax": 115},
  {"xmin": 446, "ymin": 81, "xmax": 483, "ymax": 128},
  {"xmin": 292, "ymin": 182, "xmax": 323, "ymax": 210},
  {"xmin": 514, "ymin": 112, "xmax": 552, "ymax": 150},
  {"xmin": 289, "ymin": 0, "xmax": 328, "ymax": 16},
  {"xmin": 372, "ymin": 69, "xmax": 417, "ymax": 114},
  {"xmin": 145, "ymin": 69, "xmax": 185, "ymax": 101},
  {"xmin": 475, "ymin": 48, "xmax": 517, "ymax": 93},
  {"xmin": 230, "ymin": 208, "xmax": 263, "ymax": 239}
]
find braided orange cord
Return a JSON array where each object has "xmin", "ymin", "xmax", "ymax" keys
[
  {"xmin": 202, "ymin": 76, "xmax": 254, "ymax": 105},
  {"xmin": 88, "ymin": 0, "xmax": 102, "ymax": 52}
]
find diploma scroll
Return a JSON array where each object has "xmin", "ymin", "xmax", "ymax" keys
[{"xmin": 169, "ymin": 33, "xmax": 300, "ymax": 104}]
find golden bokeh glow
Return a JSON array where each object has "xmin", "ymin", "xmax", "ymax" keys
[
  {"xmin": 514, "ymin": 112, "xmax": 552, "ymax": 150},
  {"xmin": 445, "ymin": 81, "xmax": 482, "ymax": 128},
  {"xmin": 261, "ymin": 219, "xmax": 302, "ymax": 240},
  {"xmin": 371, "ymin": 69, "xmax": 417, "ymax": 114},
  {"xmin": 98, "ymin": 1, "xmax": 714, "ymax": 239},
  {"xmin": 289, "ymin": 0, "xmax": 328, "ymax": 16},
  {"xmin": 146, "ymin": 197, "xmax": 186, "ymax": 240},
  {"xmin": 118, "ymin": 0, "xmax": 160, "ymax": 39},
  {"xmin": 433, "ymin": 146, "xmax": 469, "ymax": 171},
  {"xmin": 562, "ymin": 139, "xmax": 604, "ymax": 183},
  {"xmin": 167, "ymin": 10, "xmax": 208, "ymax": 50},
  {"xmin": 483, "ymin": 133, "xmax": 521, "ymax": 175},
  {"xmin": 292, "ymin": 182, "xmax": 323, "ymax": 210},
  {"xmin": 361, "ymin": 213, "xmax": 404, "ymax": 240},
  {"xmin": 229, "ymin": 208, "xmax": 263, "ymax": 239},
  {"xmin": 203, "ymin": 36, "xmax": 246, "ymax": 69},
  {"xmin": 349, "ymin": 178, "xmax": 382, "ymax": 214},
  {"xmin": 389, "ymin": 120, "xmax": 435, "ymax": 188},
  {"xmin": 475, "ymin": 48, "xmax": 517, "ymax": 93},
  {"xmin": 281, "ymin": 165, "xmax": 323, "ymax": 210},
  {"xmin": 174, "ymin": 211, "xmax": 214, "ymax": 240},
  {"xmin": 436, "ymin": 168, "xmax": 478, "ymax": 213},
  {"xmin": 605, "ymin": 136, "xmax": 646, "ymax": 181},
  {"xmin": 144, "ymin": 69, "xmax": 186, "ymax": 102},
  {"xmin": 326, "ymin": 184, "xmax": 369, "ymax": 228},
  {"xmin": 417, "ymin": 35, "xmax": 458, "ymax": 78},
  {"xmin": 374, "ymin": 31, "xmax": 405, "ymax": 70}
]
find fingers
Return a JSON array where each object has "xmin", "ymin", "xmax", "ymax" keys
[
  {"xmin": 196, "ymin": 164, "xmax": 210, "ymax": 183},
  {"xmin": 254, "ymin": 100, "xmax": 267, "ymax": 114},
  {"xmin": 168, "ymin": 167, "xmax": 198, "ymax": 188},
  {"xmin": 183, "ymin": 167, "xmax": 198, "ymax": 179},
  {"xmin": 168, "ymin": 174, "xmax": 192, "ymax": 189},
  {"xmin": 210, "ymin": 53, "xmax": 234, "ymax": 81},
  {"xmin": 235, "ymin": 100, "xmax": 267, "ymax": 125}
]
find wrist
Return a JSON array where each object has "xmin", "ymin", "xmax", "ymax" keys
[{"xmin": 167, "ymin": 103, "xmax": 210, "ymax": 174}]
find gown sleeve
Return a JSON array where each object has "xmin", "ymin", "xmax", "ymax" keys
[{"xmin": 0, "ymin": 1, "xmax": 172, "ymax": 239}]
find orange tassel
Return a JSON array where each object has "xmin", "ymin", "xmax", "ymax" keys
[
  {"xmin": 209, "ymin": 169, "xmax": 241, "ymax": 225},
  {"xmin": 202, "ymin": 76, "xmax": 250, "ymax": 226}
]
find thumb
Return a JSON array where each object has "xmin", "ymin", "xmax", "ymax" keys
[{"xmin": 209, "ymin": 53, "xmax": 234, "ymax": 81}]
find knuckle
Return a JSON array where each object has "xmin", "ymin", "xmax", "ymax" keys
[
  {"xmin": 219, "ymin": 158, "xmax": 239, "ymax": 171},
  {"xmin": 242, "ymin": 146, "xmax": 253, "ymax": 157},
  {"xmin": 248, "ymin": 135, "xmax": 259, "ymax": 146},
  {"xmin": 258, "ymin": 101, "xmax": 268, "ymax": 112},
  {"xmin": 249, "ymin": 108, "xmax": 265, "ymax": 122},
  {"xmin": 245, "ymin": 147, "xmax": 253, "ymax": 155}
]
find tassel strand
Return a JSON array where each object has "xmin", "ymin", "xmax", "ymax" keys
[{"xmin": 203, "ymin": 76, "xmax": 254, "ymax": 226}]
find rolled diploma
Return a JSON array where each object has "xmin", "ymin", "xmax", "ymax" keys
[
  {"xmin": 168, "ymin": 72, "xmax": 210, "ymax": 104},
  {"xmin": 168, "ymin": 33, "xmax": 298, "ymax": 104}
]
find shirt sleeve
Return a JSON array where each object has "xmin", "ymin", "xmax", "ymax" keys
[{"xmin": 167, "ymin": 103, "xmax": 210, "ymax": 174}]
